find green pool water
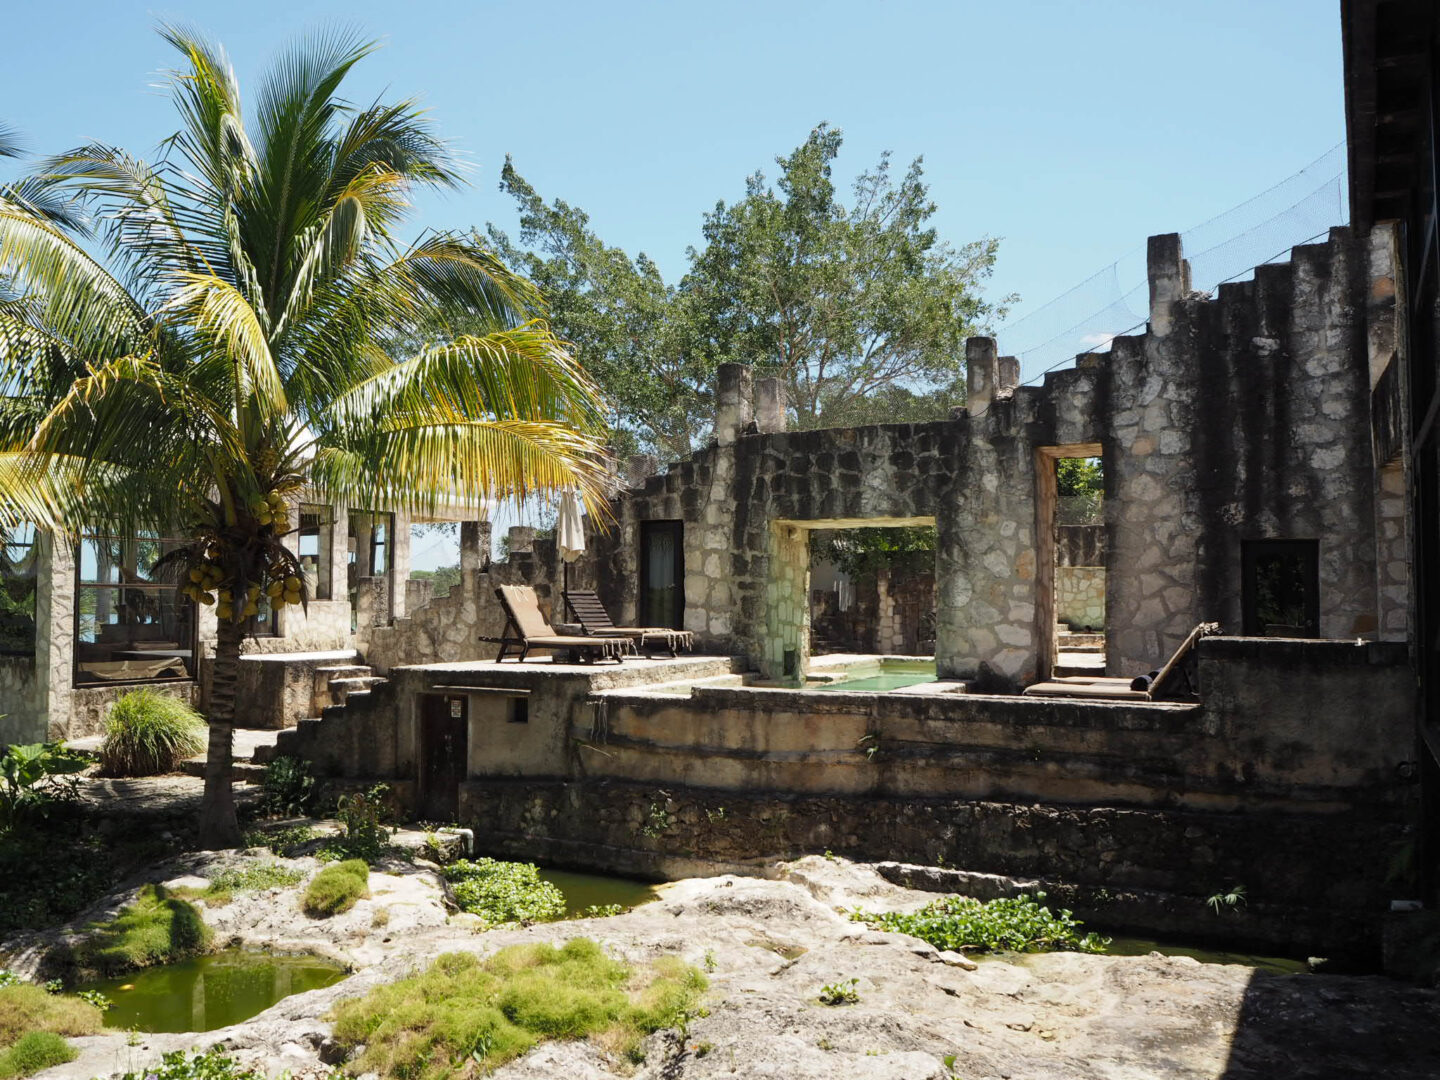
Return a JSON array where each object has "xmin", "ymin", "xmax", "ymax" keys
[
  {"xmin": 1104, "ymin": 936, "xmax": 1310, "ymax": 975},
  {"xmin": 537, "ymin": 867, "xmax": 662, "ymax": 916},
  {"xmin": 813, "ymin": 660, "xmax": 937, "ymax": 693},
  {"xmin": 80, "ymin": 950, "xmax": 347, "ymax": 1033}
]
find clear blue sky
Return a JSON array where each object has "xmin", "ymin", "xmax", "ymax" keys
[
  {"xmin": 3, "ymin": 1, "xmax": 1346, "ymax": 568},
  {"xmin": 4, "ymin": 0, "xmax": 1345, "ymax": 321}
]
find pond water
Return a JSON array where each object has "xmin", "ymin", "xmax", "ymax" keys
[
  {"xmin": 537, "ymin": 867, "xmax": 662, "ymax": 916},
  {"xmin": 80, "ymin": 950, "xmax": 347, "ymax": 1033},
  {"xmin": 1104, "ymin": 936, "xmax": 1310, "ymax": 975},
  {"xmin": 813, "ymin": 659, "xmax": 938, "ymax": 693}
]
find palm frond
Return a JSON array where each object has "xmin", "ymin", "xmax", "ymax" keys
[{"xmin": 166, "ymin": 270, "xmax": 287, "ymax": 417}]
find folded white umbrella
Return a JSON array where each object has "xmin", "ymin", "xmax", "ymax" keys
[{"xmin": 557, "ymin": 490, "xmax": 586, "ymax": 564}]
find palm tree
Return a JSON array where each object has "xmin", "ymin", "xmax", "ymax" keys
[{"xmin": 0, "ymin": 26, "xmax": 612, "ymax": 847}]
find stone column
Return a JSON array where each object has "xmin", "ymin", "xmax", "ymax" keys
[
  {"xmin": 763, "ymin": 522, "xmax": 811, "ymax": 678},
  {"xmin": 1147, "ymin": 233, "xmax": 1188, "ymax": 338},
  {"xmin": 507, "ymin": 526, "xmax": 536, "ymax": 554},
  {"xmin": 966, "ymin": 337, "xmax": 998, "ymax": 416},
  {"xmin": 756, "ymin": 377, "xmax": 787, "ymax": 433},
  {"xmin": 715, "ymin": 363, "xmax": 753, "ymax": 446},
  {"xmin": 460, "ymin": 521, "xmax": 490, "ymax": 574},
  {"xmin": 997, "ymin": 355, "xmax": 1021, "ymax": 398}
]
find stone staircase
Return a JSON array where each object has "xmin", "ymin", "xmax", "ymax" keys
[
  {"xmin": 252, "ymin": 662, "xmax": 389, "ymax": 767},
  {"xmin": 1054, "ymin": 625, "xmax": 1107, "ymax": 678}
]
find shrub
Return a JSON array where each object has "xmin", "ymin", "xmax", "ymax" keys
[
  {"xmin": 75, "ymin": 885, "xmax": 212, "ymax": 975},
  {"xmin": 242, "ymin": 823, "xmax": 319, "ymax": 856},
  {"xmin": 0, "ymin": 742, "xmax": 88, "ymax": 833},
  {"xmin": 0, "ymin": 1031, "xmax": 76, "ymax": 1078},
  {"xmin": 329, "ymin": 939, "xmax": 706, "ymax": 1077},
  {"xmin": 320, "ymin": 785, "xmax": 393, "ymax": 862},
  {"xmin": 441, "ymin": 859, "xmax": 566, "ymax": 926},
  {"xmin": 0, "ymin": 829, "xmax": 156, "ymax": 936},
  {"xmin": 303, "ymin": 860, "xmax": 370, "ymax": 917},
  {"xmin": 260, "ymin": 756, "xmax": 317, "ymax": 817},
  {"xmin": 853, "ymin": 893, "xmax": 1108, "ymax": 955},
  {"xmin": 99, "ymin": 691, "xmax": 206, "ymax": 777}
]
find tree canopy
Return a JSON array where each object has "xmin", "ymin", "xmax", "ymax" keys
[{"xmin": 490, "ymin": 124, "xmax": 1011, "ymax": 459}]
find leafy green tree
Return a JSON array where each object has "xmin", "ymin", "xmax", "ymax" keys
[
  {"xmin": 491, "ymin": 124, "xmax": 1009, "ymax": 455},
  {"xmin": 0, "ymin": 27, "xmax": 610, "ymax": 847},
  {"xmin": 486, "ymin": 163, "xmax": 710, "ymax": 461}
]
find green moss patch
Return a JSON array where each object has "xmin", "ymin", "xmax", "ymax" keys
[
  {"xmin": 0, "ymin": 984, "xmax": 101, "ymax": 1079},
  {"xmin": 302, "ymin": 860, "xmax": 370, "ymax": 917},
  {"xmin": 330, "ymin": 939, "xmax": 706, "ymax": 1078},
  {"xmin": 176, "ymin": 862, "xmax": 304, "ymax": 907},
  {"xmin": 441, "ymin": 859, "xmax": 565, "ymax": 926},
  {"xmin": 75, "ymin": 885, "xmax": 212, "ymax": 976}
]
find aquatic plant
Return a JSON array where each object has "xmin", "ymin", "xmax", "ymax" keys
[
  {"xmin": 853, "ymin": 893, "xmax": 1108, "ymax": 955},
  {"xmin": 302, "ymin": 860, "xmax": 370, "ymax": 917},
  {"xmin": 441, "ymin": 858, "xmax": 565, "ymax": 926},
  {"xmin": 329, "ymin": 939, "xmax": 706, "ymax": 1077},
  {"xmin": 99, "ymin": 691, "xmax": 206, "ymax": 777},
  {"xmin": 75, "ymin": 885, "xmax": 212, "ymax": 975}
]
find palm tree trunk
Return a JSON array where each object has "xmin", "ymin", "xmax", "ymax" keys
[{"xmin": 198, "ymin": 616, "xmax": 245, "ymax": 849}]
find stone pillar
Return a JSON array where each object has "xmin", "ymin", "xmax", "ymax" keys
[
  {"xmin": 756, "ymin": 377, "xmax": 788, "ymax": 433},
  {"xmin": 507, "ymin": 526, "xmax": 536, "ymax": 554},
  {"xmin": 391, "ymin": 513, "xmax": 411, "ymax": 618},
  {"xmin": 966, "ymin": 337, "xmax": 998, "ymax": 415},
  {"xmin": 715, "ymin": 363, "xmax": 753, "ymax": 446},
  {"xmin": 1147, "ymin": 233, "xmax": 1187, "ymax": 338},
  {"xmin": 997, "ymin": 355, "xmax": 1021, "ymax": 398},
  {"xmin": 763, "ymin": 522, "xmax": 811, "ymax": 679},
  {"xmin": 460, "ymin": 520, "xmax": 490, "ymax": 574}
]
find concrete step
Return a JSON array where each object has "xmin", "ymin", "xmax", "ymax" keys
[{"xmin": 328, "ymin": 675, "xmax": 387, "ymax": 706}]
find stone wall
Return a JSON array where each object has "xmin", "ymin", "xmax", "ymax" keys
[
  {"xmin": 1056, "ymin": 567, "xmax": 1105, "ymax": 630},
  {"xmin": 0, "ymin": 658, "xmax": 40, "ymax": 745}
]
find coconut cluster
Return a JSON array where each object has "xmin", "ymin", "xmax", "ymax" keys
[{"xmin": 178, "ymin": 491, "xmax": 304, "ymax": 622}]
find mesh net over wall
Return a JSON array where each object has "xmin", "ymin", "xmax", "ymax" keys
[{"xmin": 997, "ymin": 144, "xmax": 1348, "ymax": 385}]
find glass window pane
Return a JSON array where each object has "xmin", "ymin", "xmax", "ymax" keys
[
  {"xmin": 75, "ymin": 585, "xmax": 194, "ymax": 685},
  {"xmin": 0, "ymin": 524, "xmax": 37, "ymax": 656}
]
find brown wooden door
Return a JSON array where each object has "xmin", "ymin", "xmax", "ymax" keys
[{"xmin": 420, "ymin": 694, "xmax": 467, "ymax": 822}]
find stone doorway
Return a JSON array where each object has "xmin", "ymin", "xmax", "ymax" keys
[{"xmin": 1036, "ymin": 446, "xmax": 1106, "ymax": 679}]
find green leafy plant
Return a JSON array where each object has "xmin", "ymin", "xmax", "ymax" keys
[
  {"xmin": 259, "ymin": 756, "xmax": 318, "ymax": 817},
  {"xmin": 818, "ymin": 978, "xmax": 860, "ymax": 1006},
  {"xmin": 0, "ymin": 742, "xmax": 88, "ymax": 832},
  {"xmin": 442, "ymin": 858, "xmax": 566, "ymax": 926},
  {"xmin": 1206, "ymin": 884, "xmax": 1248, "ymax": 915},
  {"xmin": 75, "ymin": 990, "xmax": 112, "ymax": 1011},
  {"xmin": 0, "ymin": 973, "xmax": 19, "ymax": 989},
  {"xmin": 328, "ymin": 939, "xmax": 706, "ymax": 1076},
  {"xmin": 0, "ymin": 1031, "xmax": 76, "ymax": 1078},
  {"xmin": 581, "ymin": 904, "xmax": 623, "ymax": 919},
  {"xmin": 74, "ymin": 884, "xmax": 212, "ymax": 975},
  {"xmin": 114, "ymin": 1049, "xmax": 269, "ymax": 1080},
  {"xmin": 98, "ymin": 690, "xmax": 206, "ymax": 777},
  {"xmin": 854, "ymin": 893, "xmax": 1108, "ymax": 955},
  {"xmin": 322, "ymin": 785, "xmax": 393, "ymax": 863},
  {"xmin": 303, "ymin": 860, "xmax": 370, "ymax": 917},
  {"xmin": 703, "ymin": 949, "xmax": 717, "ymax": 973},
  {"xmin": 639, "ymin": 798, "xmax": 673, "ymax": 838}
]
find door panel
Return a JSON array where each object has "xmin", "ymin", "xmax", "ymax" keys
[
  {"xmin": 640, "ymin": 521, "xmax": 685, "ymax": 630},
  {"xmin": 420, "ymin": 694, "xmax": 467, "ymax": 821}
]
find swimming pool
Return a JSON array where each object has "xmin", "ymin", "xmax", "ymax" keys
[{"xmin": 811, "ymin": 658, "xmax": 937, "ymax": 692}]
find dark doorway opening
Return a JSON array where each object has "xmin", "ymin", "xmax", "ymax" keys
[
  {"xmin": 639, "ymin": 521, "xmax": 685, "ymax": 629},
  {"xmin": 419, "ymin": 693, "xmax": 467, "ymax": 821},
  {"xmin": 1242, "ymin": 540, "xmax": 1320, "ymax": 637}
]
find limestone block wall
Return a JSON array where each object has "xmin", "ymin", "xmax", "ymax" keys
[
  {"xmin": 0, "ymin": 659, "xmax": 40, "ymax": 745},
  {"xmin": 1374, "ymin": 463, "xmax": 1409, "ymax": 641}
]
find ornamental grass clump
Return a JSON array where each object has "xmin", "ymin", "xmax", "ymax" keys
[
  {"xmin": 75, "ymin": 885, "xmax": 212, "ymax": 975},
  {"xmin": 329, "ymin": 939, "xmax": 706, "ymax": 1077},
  {"xmin": 0, "ymin": 982, "xmax": 102, "ymax": 1078},
  {"xmin": 99, "ymin": 691, "xmax": 206, "ymax": 777},
  {"xmin": 302, "ymin": 860, "xmax": 370, "ymax": 917},
  {"xmin": 441, "ymin": 859, "xmax": 565, "ymax": 926},
  {"xmin": 854, "ymin": 892, "xmax": 1109, "ymax": 955}
]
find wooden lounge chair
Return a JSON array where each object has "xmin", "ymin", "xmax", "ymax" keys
[
  {"xmin": 491, "ymin": 585, "xmax": 628, "ymax": 663},
  {"xmin": 1022, "ymin": 622, "xmax": 1221, "ymax": 702},
  {"xmin": 563, "ymin": 589, "xmax": 695, "ymax": 658}
]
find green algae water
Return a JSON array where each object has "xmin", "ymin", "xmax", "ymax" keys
[
  {"xmin": 81, "ymin": 950, "xmax": 347, "ymax": 1033},
  {"xmin": 536, "ymin": 868, "xmax": 661, "ymax": 916},
  {"xmin": 1103, "ymin": 936, "xmax": 1309, "ymax": 975},
  {"xmin": 814, "ymin": 659, "xmax": 937, "ymax": 693}
]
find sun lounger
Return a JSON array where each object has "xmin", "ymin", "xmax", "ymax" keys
[
  {"xmin": 563, "ymin": 589, "xmax": 695, "ymax": 658},
  {"xmin": 491, "ymin": 585, "xmax": 628, "ymax": 663},
  {"xmin": 1022, "ymin": 622, "xmax": 1221, "ymax": 702}
]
